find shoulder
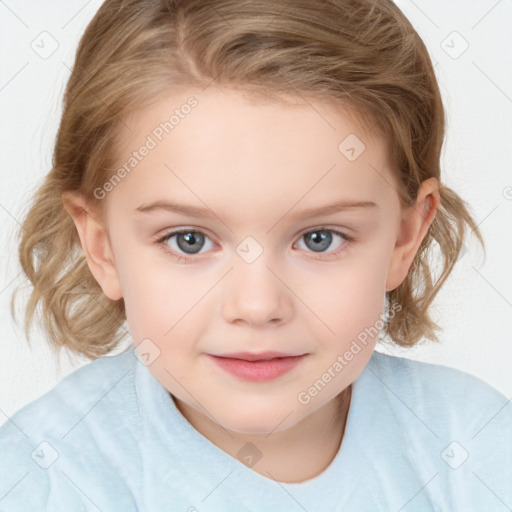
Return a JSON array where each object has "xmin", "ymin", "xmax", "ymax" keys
[
  {"xmin": 0, "ymin": 346, "xmax": 138, "ymax": 438},
  {"xmin": 364, "ymin": 351, "xmax": 512, "ymax": 505},
  {"xmin": 367, "ymin": 349, "xmax": 512, "ymax": 439},
  {"xmin": 369, "ymin": 349, "xmax": 509, "ymax": 404},
  {"xmin": 0, "ymin": 346, "xmax": 141, "ymax": 510}
]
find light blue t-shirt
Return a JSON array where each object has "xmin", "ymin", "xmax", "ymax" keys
[{"xmin": 0, "ymin": 346, "xmax": 510, "ymax": 511}]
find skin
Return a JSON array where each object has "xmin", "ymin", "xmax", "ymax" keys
[{"xmin": 62, "ymin": 86, "xmax": 439, "ymax": 483}]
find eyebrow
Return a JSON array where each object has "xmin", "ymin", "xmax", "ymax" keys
[{"xmin": 135, "ymin": 199, "xmax": 378, "ymax": 220}]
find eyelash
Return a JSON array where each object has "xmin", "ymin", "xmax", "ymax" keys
[{"xmin": 155, "ymin": 226, "xmax": 354, "ymax": 264}]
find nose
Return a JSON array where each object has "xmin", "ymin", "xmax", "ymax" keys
[{"xmin": 221, "ymin": 255, "xmax": 293, "ymax": 327}]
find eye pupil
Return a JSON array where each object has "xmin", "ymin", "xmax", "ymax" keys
[
  {"xmin": 305, "ymin": 230, "xmax": 332, "ymax": 252},
  {"xmin": 178, "ymin": 231, "xmax": 204, "ymax": 254}
]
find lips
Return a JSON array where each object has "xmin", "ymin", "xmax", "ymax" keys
[
  {"xmin": 207, "ymin": 352, "xmax": 307, "ymax": 381},
  {"xmin": 211, "ymin": 351, "xmax": 303, "ymax": 362}
]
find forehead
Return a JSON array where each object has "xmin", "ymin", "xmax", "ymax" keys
[{"xmin": 108, "ymin": 87, "xmax": 398, "ymax": 221}]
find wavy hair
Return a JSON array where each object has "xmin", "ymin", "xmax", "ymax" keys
[{"xmin": 11, "ymin": 0, "xmax": 485, "ymax": 359}]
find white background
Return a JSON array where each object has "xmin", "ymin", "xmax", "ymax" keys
[{"xmin": 0, "ymin": 0, "xmax": 511, "ymax": 427}]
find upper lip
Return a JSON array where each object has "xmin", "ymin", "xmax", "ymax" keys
[{"xmin": 209, "ymin": 351, "xmax": 305, "ymax": 361}]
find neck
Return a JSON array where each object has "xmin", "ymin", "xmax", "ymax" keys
[{"xmin": 172, "ymin": 386, "xmax": 352, "ymax": 484}]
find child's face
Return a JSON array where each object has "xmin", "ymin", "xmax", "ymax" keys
[{"xmin": 75, "ymin": 87, "xmax": 427, "ymax": 435}]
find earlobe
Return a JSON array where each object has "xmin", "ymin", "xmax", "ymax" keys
[
  {"xmin": 385, "ymin": 178, "xmax": 440, "ymax": 292},
  {"xmin": 61, "ymin": 191, "xmax": 123, "ymax": 301}
]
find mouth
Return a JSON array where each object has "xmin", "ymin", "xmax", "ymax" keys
[
  {"xmin": 206, "ymin": 352, "xmax": 307, "ymax": 382},
  {"xmin": 210, "ymin": 351, "xmax": 305, "ymax": 361}
]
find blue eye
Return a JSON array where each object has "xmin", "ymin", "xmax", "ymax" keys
[
  {"xmin": 157, "ymin": 229, "xmax": 215, "ymax": 259},
  {"xmin": 296, "ymin": 228, "xmax": 349, "ymax": 254},
  {"xmin": 155, "ymin": 227, "xmax": 353, "ymax": 263}
]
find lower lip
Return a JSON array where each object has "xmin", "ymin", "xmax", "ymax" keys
[{"xmin": 207, "ymin": 355, "xmax": 306, "ymax": 382}]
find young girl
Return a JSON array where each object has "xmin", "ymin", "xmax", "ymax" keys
[{"xmin": 1, "ymin": 0, "xmax": 510, "ymax": 510}]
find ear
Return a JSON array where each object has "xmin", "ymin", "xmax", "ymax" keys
[
  {"xmin": 385, "ymin": 178, "xmax": 440, "ymax": 292},
  {"xmin": 61, "ymin": 191, "xmax": 123, "ymax": 301}
]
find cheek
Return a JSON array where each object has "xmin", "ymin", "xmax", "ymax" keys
[
  {"xmin": 119, "ymin": 255, "xmax": 213, "ymax": 345},
  {"xmin": 112, "ymin": 245, "xmax": 170, "ymax": 338},
  {"xmin": 313, "ymin": 254, "xmax": 387, "ymax": 346}
]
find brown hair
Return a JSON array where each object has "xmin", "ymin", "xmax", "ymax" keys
[{"xmin": 10, "ymin": 0, "xmax": 485, "ymax": 359}]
